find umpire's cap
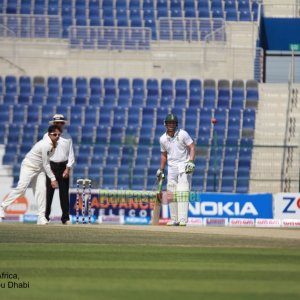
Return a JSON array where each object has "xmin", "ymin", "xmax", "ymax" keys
[{"xmin": 49, "ymin": 114, "xmax": 67, "ymax": 124}]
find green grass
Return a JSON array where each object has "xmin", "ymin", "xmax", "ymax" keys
[{"xmin": 0, "ymin": 225, "xmax": 300, "ymax": 300}]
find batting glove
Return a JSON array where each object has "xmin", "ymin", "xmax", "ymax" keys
[
  {"xmin": 185, "ymin": 160, "xmax": 195, "ymax": 174},
  {"xmin": 156, "ymin": 169, "xmax": 165, "ymax": 180}
]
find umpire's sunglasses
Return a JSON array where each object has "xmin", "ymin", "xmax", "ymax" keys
[{"xmin": 49, "ymin": 133, "xmax": 61, "ymax": 137}]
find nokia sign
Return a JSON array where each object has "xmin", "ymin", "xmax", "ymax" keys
[{"xmin": 188, "ymin": 193, "xmax": 273, "ymax": 219}]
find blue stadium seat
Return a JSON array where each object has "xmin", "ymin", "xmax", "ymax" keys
[
  {"xmin": 188, "ymin": 79, "xmax": 202, "ymax": 107},
  {"xmin": 102, "ymin": 171, "xmax": 116, "ymax": 189},
  {"xmin": 84, "ymin": 106, "xmax": 98, "ymax": 126},
  {"xmin": 174, "ymin": 79, "xmax": 188, "ymax": 107},
  {"xmin": 239, "ymin": 10, "xmax": 252, "ymax": 21},
  {"xmin": 0, "ymin": 124, "xmax": 7, "ymax": 144},
  {"xmin": 21, "ymin": 124, "xmax": 37, "ymax": 145},
  {"xmin": 20, "ymin": 0, "xmax": 32, "ymax": 14},
  {"xmin": 72, "ymin": 164, "xmax": 87, "ymax": 182},
  {"xmin": 160, "ymin": 78, "xmax": 173, "ymax": 104},
  {"xmin": 203, "ymin": 88, "xmax": 216, "ymax": 109},
  {"xmin": 40, "ymin": 105, "xmax": 56, "ymax": 125},
  {"xmin": 19, "ymin": 75, "xmax": 31, "ymax": 88},
  {"xmin": 5, "ymin": 75, "xmax": 17, "ymax": 96},
  {"xmin": 80, "ymin": 125, "xmax": 95, "ymax": 145},
  {"xmin": 76, "ymin": 144, "xmax": 91, "ymax": 165},
  {"xmin": 62, "ymin": 16, "xmax": 73, "ymax": 38},
  {"xmin": 87, "ymin": 165, "xmax": 101, "ymax": 181},
  {"xmin": 221, "ymin": 177, "xmax": 235, "ymax": 193},
  {"xmin": 211, "ymin": 0, "xmax": 223, "ymax": 10},
  {"xmin": 228, "ymin": 112, "xmax": 241, "ymax": 130},
  {"xmin": 33, "ymin": 84, "xmax": 46, "ymax": 97},
  {"xmin": 231, "ymin": 90, "xmax": 245, "ymax": 110},
  {"xmin": 98, "ymin": 107, "xmax": 112, "ymax": 126},
  {"xmin": 157, "ymin": 0, "xmax": 168, "ymax": 10},
  {"xmin": 55, "ymin": 105, "xmax": 69, "ymax": 119},
  {"xmin": 199, "ymin": 107, "xmax": 213, "ymax": 128},
  {"xmin": 88, "ymin": 95, "xmax": 101, "ymax": 106},
  {"xmin": 141, "ymin": 106, "xmax": 155, "ymax": 127},
  {"xmin": 47, "ymin": 76, "xmax": 59, "ymax": 87},
  {"xmin": 238, "ymin": 0, "xmax": 250, "ymax": 10},
  {"xmin": 91, "ymin": 153, "xmax": 104, "ymax": 166},
  {"xmin": 226, "ymin": 10, "xmax": 238, "ymax": 21},
  {"xmin": 32, "ymin": 95, "xmax": 44, "ymax": 106},
  {"xmin": 75, "ymin": 84, "xmax": 88, "ymax": 104},
  {"xmin": 7, "ymin": 124, "xmax": 22, "ymax": 144},
  {"xmin": 12, "ymin": 105, "xmax": 26, "ymax": 124},
  {"xmin": 146, "ymin": 78, "xmax": 159, "ymax": 103},
  {"xmin": 48, "ymin": 3, "xmax": 59, "ymax": 15},
  {"xmin": 0, "ymin": 104, "xmax": 11, "ymax": 124},
  {"xmin": 171, "ymin": 7, "xmax": 182, "ymax": 18},
  {"xmin": 217, "ymin": 79, "xmax": 231, "ymax": 108},
  {"xmin": 185, "ymin": 7, "xmax": 197, "ymax": 18},
  {"xmin": 46, "ymin": 95, "xmax": 60, "ymax": 106},
  {"xmin": 225, "ymin": 0, "xmax": 237, "ymax": 10},
  {"xmin": 252, "ymin": 1, "xmax": 259, "ymax": 20},
  {"xmin": 112, "ymin": 106, "xmax": 127, "ymax": 128},
  {"xmin": 2, "ymin": 143, "xmax": 18, "ymax": 165},
  {"xmin": 27, "ymin": 104, "xmax": 40, "ymax": 123},
  {"xmin": 127, "ymin": 107, "xmax": 141, "ymax": 127},
  {"xmin": 95, "ymin": 125, "xmax": 109, "ymax": 144},
  {"xmin": 34, "ymin": 0, "xmax": 46, "ymax": 14},
  {"xmin": 144, "ymin": 16, "xmax": 156, "ymax": 39},
  {"xmin": 212, "ymin": 8, "xmax": 224, "ymax": 18},
  {"xmin": 70, "ymin": 105, "xmax": 83, "ymax": 125},
  {"xmin": 143, "ymin": 0, "xmax": 154, "ymax": 9},
  {"xmin": 103, "ymin": 78, "xmax": 116, "ymax": 105},
  {"xmin": 214, "ymin": 107, "xmax": 227, "ymax": 126},
  {"xmin": 184, "ymin": 107, "xmax": 199, "ymax": 137},
  {"xmin": 90, "ymin": 77, "xmax": 102, "ymax": 97},
  {"xmin": 6, "ymin": 0, "xmax": 18, "ymax": 14},
  {"xmin": 242, "ymin": 109, "xmax": 256, "ymax": 132},
  {"xmin": 246, "ymin": 80, "xmax": 259, "ymax": 107},
  {"xmin": 198, "ymin": 7, "xmax": 210, "ymax": 18}
]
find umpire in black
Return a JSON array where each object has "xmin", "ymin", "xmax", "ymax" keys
[{"xmin": 45, "ymin": 114, "xmax": 75, "ymax": 224}]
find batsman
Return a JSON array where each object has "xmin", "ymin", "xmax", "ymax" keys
[{"xmin": 156, "ymin": 114, "xmax": 196, "ymax": 226}]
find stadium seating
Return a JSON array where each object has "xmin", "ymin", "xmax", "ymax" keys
[
  {"xmin": 0, "ymin": 75, "xmax": 257, "ymax": 193},
  {"xmin": 0, "ymin": 0, "xmax": 261, "ymax": 44}
]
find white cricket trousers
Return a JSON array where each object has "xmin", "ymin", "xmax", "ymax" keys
[
  {"xmin": 2, "ymin": 159, "xmax": 47, "ymax": 218},
  {"xmin": 167, "ymin": 168, "xmax": 191, "ymax": 223}
]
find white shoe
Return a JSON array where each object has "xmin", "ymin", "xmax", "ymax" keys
[
  {"xmin": 178, "ymin": 219, "xmax": 187, "ymax": 226},
  {"xmin": 37, "ymin": 216, "xmax": 49, "ymax": 225},
  {"xmin": 166, "ymin": 219, "xmax": 178, "ymax": 226},
  {"xmin": 0, "ymin": 205, "xmax": 5, "ymax": 219}
]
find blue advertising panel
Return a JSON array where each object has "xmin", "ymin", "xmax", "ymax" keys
[
  {"xmin": 69, "ymin": 192, "xmax": 152, "ymax": 222},
  {"xmin": 188, "ymin": 193, "xmax": 273, "ymax": 219},
  {"xmin": 69, "ymin": 191, "xmax": 273, "ymax": 223}
]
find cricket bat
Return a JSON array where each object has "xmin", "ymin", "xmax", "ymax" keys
[{"xmin": 151, "ymin": 177, "xmax": 163, "ymax": 225}]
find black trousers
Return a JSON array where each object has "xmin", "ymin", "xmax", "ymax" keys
[{"xmin": 45, "ymin": 161, "xmax": 70, "ymax": 223}]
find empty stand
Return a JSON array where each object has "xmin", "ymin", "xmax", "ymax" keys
[{"xmin": 0, "ymin": 75, "xmax": 256, "ymax": 192}]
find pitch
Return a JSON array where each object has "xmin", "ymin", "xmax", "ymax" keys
[{"xmin": 0, "ymin": 224, "xmax": 300, "ymax": 300}]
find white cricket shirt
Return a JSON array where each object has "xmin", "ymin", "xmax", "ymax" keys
[
  {"xmin": 160, "ymin": 129, "xmax": 194, "ymax": 173},
  {"xmin": 43, "ymin": 131, "xmax": 75, "ymax": 168},
  {"xmin": 23, "ymin": 135, "xmax": 56, "ymax": 181}
]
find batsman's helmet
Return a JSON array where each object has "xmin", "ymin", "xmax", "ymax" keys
[{"xmin": 164, "ymin": 114, "xmax": 178, "ymax": 126}]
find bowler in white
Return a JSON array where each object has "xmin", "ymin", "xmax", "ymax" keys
[{"xmin": 0, "ymin": 125, "xmax": 61, "ymax": 225}]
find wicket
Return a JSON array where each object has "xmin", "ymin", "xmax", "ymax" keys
[{"xmin": 76, "ymin": 179, "xmax": 92, "ymax": 224}]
